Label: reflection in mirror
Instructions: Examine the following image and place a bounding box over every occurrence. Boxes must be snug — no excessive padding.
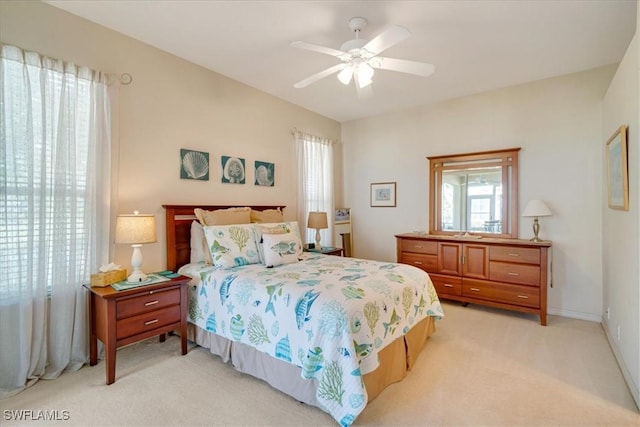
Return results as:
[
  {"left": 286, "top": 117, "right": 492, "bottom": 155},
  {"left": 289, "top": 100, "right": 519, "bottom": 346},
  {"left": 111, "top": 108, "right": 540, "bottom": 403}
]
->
[
  {"left": 442, "top": 167, "right": 502, "bottom": 232},
  {"left": 429, "top": 148, "right": 520, "bottom": 239}
]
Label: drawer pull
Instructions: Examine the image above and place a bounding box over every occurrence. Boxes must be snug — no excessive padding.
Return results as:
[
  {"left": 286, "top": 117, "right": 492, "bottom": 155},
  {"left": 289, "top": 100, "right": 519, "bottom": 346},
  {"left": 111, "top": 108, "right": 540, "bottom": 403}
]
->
[
  {"left": 144, "top": 300, "right": 159, "bottom": 306},
  {"left": 444, "top": 284, "right": 453, "bottom": 288},
  {"left": 144, "top": 319, "right": 159, "bottom": 326},
  {"left": 413, "top": 245, "right": 423, "bottom": 249},
  {"left": 508, "top": 272, "right": 519, "bottom": 276},
  {"left": 413, "top": 261, "right": 423, "bottom": 265},
  {"left": 469, "top": 287, "right": 480, "bottom": 292},
  {"left": 508, "top": 253, "right": 519, "bottom": 257},
  {"left": 517, "top": 295, "right": 529, "bottom": 299}
]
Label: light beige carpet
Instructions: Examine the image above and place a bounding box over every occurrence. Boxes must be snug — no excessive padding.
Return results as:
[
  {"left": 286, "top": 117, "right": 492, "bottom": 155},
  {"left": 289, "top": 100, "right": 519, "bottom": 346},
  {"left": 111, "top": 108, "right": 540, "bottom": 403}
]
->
[{"left": 1, "top": 301, "right": 638, "bottom": 426}]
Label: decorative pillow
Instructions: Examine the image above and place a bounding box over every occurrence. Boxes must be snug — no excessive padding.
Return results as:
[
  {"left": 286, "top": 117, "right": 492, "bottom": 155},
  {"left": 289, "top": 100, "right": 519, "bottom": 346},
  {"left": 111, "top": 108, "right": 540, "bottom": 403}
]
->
[
  {"left": 250, "top": 208, "right": 284, "bottom": 224},
  {"left": 194, "top": 207, "right": 251, "bottom": 226},
  {"left": 203, "top": 224, "right": 261, "bottom": 268},
  {"left": 262, "top": 232, "right": 302, "bottom": 267},
  {"left": 190, "top": 220, "right": 213, "bottom": 264},
  {"left": 254, "top": 222, "right": 303, "bottom": 263}
]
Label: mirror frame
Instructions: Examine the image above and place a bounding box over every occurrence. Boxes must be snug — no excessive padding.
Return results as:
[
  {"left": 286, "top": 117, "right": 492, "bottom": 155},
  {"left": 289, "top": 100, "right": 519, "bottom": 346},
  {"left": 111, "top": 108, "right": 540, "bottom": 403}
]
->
[{"left": 428, "top": 147, "right": 520, "bottom": 239}]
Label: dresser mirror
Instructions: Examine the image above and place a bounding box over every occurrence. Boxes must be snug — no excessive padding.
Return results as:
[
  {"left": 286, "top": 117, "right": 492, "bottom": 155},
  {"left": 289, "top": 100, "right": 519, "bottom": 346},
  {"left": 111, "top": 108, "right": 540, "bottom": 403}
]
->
[{"left": 428, "top": 148, "right": 520, "bottom": 238}]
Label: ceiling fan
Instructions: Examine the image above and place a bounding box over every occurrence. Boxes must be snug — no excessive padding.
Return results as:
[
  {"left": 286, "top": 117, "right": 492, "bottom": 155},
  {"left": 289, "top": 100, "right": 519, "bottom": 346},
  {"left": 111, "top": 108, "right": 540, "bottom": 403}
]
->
[{"left": 291, "top": 17, "right": 435, "bottom": 97}]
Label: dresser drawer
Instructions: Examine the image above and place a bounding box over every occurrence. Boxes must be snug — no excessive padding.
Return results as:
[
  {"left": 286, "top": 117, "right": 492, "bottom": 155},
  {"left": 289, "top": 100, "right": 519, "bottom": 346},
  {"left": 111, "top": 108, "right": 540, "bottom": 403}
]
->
[
  {"left": 116, "top": 288, "right": 181, "bottom": 320},
  {"left": 429, "top": 274, "right": 462, "bottom": 296},
  {"left": 116, "top": 305, "right": 181, "bottom": 340},
  {"left": 401, "top": 253, "right": 438, "bottom": 272},
  {"left": 400, "top": 239, "right": 438, "bottom": 255},
  {"left": 489, "top": 261, "right": 540, "bottom": 286},
  {"left": 462, "top": 280, "right": 540, "bottom": 308},
  {"left": 489, "top": 246, "right": 540, "bottom": 265}
]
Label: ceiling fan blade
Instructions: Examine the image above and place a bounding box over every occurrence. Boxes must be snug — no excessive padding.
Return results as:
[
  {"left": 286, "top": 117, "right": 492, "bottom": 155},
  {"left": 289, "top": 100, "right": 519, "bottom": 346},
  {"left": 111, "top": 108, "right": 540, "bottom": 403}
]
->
[
  {"left": 290, "top": 41, "right": 347, "bottom": 58},
  {"left": 294, "top": 63, "right": 348, "bottom": 88},
  {"left": 370, "top": 57, "right": 435, "bottom": 77},
  {"left": 362, "top": 25, "right": 410, "bottom": 56}
]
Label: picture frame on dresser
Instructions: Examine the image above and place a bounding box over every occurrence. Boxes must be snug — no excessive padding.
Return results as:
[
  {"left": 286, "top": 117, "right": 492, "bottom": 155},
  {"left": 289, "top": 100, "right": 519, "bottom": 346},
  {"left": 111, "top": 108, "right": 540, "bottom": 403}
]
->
[
  {"left": 606, "top": 125, "right": 629, "bottom": 211},
  {"left": 370, "top": 182, "right": 396, "bottom": 207}
]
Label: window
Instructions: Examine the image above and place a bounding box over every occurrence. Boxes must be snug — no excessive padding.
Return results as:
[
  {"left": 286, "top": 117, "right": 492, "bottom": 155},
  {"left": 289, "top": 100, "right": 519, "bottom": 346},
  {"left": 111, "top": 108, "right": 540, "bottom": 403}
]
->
[
  {"left": 1, "top": 43, "right": 112, "bottom": 395},
  {"left": 294, "top": 131, "right": 334, "bottom": 245},
  {"left": 0, "top": 44, "right": 111, "bottom": 297}
]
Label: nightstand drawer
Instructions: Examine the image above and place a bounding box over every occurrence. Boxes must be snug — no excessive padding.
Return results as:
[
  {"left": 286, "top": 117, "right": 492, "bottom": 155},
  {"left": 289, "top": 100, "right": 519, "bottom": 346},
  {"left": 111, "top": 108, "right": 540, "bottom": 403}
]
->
[
  {"left": 429, "top": 274, "right": 462, "bottom": 296},
  {"left": 400, "top": 240, "right": 437, "bottom": 255},
  {"left": 116, "top": 305, "right": 181, "bottom": 340},
  {"left": 401, "top": 253, "right": 438, "bottom": 272},
  {"left": 116, "top": 288, "right": 180, "bottom": 319},
  {"left": 489, "top": 261, "right": 540, "bottom": 286},
  {"left": 463, "top": 280, "right": 540, "bottom": 308},
  {"left": 489, "top": 246, "right": 540, "bottom": 265}
]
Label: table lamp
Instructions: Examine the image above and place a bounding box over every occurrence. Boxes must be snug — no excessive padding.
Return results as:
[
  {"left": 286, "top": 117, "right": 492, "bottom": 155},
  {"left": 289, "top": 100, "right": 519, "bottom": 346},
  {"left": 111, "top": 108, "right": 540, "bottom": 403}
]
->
[
  {"left": 522, "top": 200, "right": 552, "bottom": 242},
  {"left": 115, "top": 211, "right": 157, "bottom": 283},
  {"left": 307, "top": 211, "right": 328, "bottom": 249}
]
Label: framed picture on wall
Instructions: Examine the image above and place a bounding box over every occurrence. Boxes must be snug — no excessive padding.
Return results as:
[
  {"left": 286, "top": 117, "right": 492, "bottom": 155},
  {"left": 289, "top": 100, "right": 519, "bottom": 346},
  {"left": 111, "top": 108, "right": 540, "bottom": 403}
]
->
[
  {"left": 370, "top": 182, "right": 396, "bottom": 207},
  {"left": 221, "top": 156, "right": 246, "bottom": 184},
  {"left": 606, "top": 125, "right": 629, "bottom": 210},
  {"left": 180, "top": 149, "right": 209, "bottom": 181},
  {"left": 254, "top": 161, "right": 275, "bottom": 186}
]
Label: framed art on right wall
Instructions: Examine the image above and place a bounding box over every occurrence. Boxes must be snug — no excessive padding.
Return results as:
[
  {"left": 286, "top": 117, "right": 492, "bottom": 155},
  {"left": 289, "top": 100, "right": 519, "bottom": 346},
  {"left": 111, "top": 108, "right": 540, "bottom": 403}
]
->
[
  {"left": 370, "top": 182, "right": 396, "bottom": 207},
  {"left": 606, "top": 125, "right": 629, "bottom": 211}
]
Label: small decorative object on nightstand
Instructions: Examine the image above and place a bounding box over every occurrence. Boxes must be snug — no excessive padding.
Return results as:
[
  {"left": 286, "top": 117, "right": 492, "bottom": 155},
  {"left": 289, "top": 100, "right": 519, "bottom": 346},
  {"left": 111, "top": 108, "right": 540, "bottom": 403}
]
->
[
  {"left": 303, "top": 244, "right": 344, "bottom": 257},
  {"left": 84, "top": 274, "right": 190, "bottom": 385}
]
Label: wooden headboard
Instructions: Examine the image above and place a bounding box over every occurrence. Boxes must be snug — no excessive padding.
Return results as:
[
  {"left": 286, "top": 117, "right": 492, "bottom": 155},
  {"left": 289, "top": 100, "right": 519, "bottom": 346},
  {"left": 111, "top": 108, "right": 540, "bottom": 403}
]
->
[{"left": 162, "top": 204, "right": 287, "bottom": 272}]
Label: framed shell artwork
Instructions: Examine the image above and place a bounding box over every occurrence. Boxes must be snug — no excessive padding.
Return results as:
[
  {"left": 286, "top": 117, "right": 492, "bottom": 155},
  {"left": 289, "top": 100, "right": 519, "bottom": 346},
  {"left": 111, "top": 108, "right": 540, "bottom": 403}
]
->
[
  {"left": 254, "top": 161, "right": 275, "bottom": 187},
  {"left": 180, "top": 149, "right": 209, "bottom": 181},
  {"left": 221, "top": 156, "right": 246, "bottom": 184}
]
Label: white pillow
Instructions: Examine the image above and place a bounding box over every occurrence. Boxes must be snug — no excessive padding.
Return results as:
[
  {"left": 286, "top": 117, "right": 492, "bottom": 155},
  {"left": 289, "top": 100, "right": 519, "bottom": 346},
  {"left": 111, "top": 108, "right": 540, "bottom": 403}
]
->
[
  {"left": 262, "top": 232, "right": 302, "bottom": 267},
  {"left": 254, "top": 221, "right": 303, "bottom": 264},
  {"left": 203, "top": 224, "right": 261, "bottom": 268},
  {"left": 190, "top": 221, "right": 213, "bottom": 264}
]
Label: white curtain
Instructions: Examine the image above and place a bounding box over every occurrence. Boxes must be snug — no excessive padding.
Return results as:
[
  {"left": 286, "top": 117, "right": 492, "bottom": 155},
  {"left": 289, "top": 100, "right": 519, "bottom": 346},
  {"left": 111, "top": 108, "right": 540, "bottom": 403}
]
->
[
  {"left": 294, "top": 131, "right": 334, "bottom": 246},
  {"left": 0, "top": 44, "right": 112, "bottom": 397}
]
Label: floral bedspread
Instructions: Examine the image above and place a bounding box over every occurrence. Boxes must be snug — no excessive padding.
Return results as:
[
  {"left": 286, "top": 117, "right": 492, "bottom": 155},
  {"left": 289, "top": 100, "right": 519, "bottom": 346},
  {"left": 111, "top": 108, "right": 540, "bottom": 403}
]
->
[{"left": 180, "top": 253, "right": 444, "bottom": 426}]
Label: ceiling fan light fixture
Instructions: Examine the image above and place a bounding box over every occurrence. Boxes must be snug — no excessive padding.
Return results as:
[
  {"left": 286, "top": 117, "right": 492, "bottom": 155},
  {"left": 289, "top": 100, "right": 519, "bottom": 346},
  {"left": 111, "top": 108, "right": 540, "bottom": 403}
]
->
[
  {"left": 337, "top": 66, "right": 353, "bottom": 85},
  {"left": 356, "top": 63, "right": 374, "bottom": 88}
]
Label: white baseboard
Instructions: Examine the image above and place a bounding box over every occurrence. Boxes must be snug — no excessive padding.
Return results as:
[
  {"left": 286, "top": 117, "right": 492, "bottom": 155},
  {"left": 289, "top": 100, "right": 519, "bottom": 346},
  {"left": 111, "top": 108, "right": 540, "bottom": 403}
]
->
[
  {"left": 602, "top": 319, "right": 640, "bottom": 412},
  {"left": 547, "top": 307, "right": 601, "bottom": 323}
]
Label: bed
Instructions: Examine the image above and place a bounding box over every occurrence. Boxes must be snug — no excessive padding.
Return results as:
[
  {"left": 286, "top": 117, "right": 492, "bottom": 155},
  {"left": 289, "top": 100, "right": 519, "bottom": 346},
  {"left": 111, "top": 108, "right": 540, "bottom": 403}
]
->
[{"left": 163, "top": 204, "right": 444, "bottom": 426}]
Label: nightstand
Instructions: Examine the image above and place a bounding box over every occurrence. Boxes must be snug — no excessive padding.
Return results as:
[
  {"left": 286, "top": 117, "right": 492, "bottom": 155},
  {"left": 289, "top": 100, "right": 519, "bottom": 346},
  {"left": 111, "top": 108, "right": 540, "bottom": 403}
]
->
[
  {"left": 303, "top": 244, "right": 344, "bottom": 256},
  {"left": 84, "top": 275, "right": 190, "bottom": 384}
]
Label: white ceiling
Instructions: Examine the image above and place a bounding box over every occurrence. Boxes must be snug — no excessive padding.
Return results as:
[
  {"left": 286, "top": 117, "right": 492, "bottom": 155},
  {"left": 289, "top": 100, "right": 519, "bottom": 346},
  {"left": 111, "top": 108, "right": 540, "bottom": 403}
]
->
[{"left": 45, "top": 0, "right": 636, "bottom": 123}]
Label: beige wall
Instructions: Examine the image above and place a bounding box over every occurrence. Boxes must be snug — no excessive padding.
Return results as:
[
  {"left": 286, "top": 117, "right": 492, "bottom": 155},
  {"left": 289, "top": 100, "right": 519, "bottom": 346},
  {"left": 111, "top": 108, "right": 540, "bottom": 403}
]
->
[
  {"left": 602, "top": 2, "right": 639, "bottom": 407},
  {"left": 0, "top": 1, "right": 341, "bottom": 271},
  {"left": 342, "top": 65, "right": 617, "bottom": 322}
]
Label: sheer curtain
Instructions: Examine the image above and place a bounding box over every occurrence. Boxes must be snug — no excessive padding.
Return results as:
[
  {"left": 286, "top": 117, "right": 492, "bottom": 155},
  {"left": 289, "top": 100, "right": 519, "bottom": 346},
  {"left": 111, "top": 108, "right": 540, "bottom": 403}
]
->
[
  {"left": 0, "top": 44, "right": 112, "bottom": 397},
  {"left": 294, "top": 130, "right": 334, "bottom": 246}
]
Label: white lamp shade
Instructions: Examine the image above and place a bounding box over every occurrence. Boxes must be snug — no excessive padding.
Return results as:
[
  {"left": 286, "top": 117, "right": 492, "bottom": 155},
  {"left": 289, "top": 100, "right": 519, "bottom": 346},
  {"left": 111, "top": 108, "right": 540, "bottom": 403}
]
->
[
  {"left": 522, "top": 200, "right": 552, "bottom": 217},
  {"left": 307, "top": 211, "right": 328, "bottom": 229},
  {"left": 115, "top": 213, "right": 157, "bottom": 244}
]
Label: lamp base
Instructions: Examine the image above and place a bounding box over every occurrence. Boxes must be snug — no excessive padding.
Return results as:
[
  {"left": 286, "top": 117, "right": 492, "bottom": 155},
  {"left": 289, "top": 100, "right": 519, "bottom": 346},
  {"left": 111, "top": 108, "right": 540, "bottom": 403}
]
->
[
  {"left": 127, "top": 244, "right": 150, "bottom": 283},
  {"left": 126, "top": 270, "right": 150, "bottom": 284}
]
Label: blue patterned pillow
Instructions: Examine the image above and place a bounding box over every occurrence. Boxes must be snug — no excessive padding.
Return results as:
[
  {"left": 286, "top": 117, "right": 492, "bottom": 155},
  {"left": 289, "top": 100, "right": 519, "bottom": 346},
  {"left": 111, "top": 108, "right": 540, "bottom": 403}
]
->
[
  {"left": 203, "top": 224, "right": 261, "bottom": 268},
  {"left": 262, "top": 232, "right": 301, "bottom": 267},
  {"left": 254, "top": 222, "right": 303, "bottom": 263}
]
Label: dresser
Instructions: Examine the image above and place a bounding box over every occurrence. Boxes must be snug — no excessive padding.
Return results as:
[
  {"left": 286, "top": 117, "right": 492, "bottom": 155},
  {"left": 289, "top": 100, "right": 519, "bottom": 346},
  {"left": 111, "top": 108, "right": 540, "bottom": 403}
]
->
[
  {"left": 85, "top": 275, "right": 190, "bottom": 384},
  {"left": 396, "top": 233, "right": 551, "bottom": 325}
]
